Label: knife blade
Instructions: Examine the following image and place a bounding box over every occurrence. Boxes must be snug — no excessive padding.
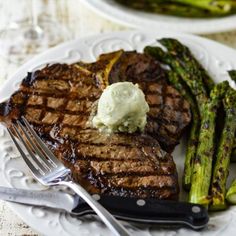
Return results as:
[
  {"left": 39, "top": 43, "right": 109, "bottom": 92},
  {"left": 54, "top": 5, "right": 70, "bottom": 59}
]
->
[{"left": 0, "top": 186, "right": 208, "bottom": 230}]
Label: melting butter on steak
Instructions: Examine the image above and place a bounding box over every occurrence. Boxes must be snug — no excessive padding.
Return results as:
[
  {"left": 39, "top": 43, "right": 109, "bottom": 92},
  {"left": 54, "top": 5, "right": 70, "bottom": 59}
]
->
[{"left": 0, "top": 50, "right": 191, "bottom": 199}]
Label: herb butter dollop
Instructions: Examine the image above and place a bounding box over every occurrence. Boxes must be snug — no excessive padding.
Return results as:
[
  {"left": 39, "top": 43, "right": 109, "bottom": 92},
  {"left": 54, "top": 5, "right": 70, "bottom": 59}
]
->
[{"left": 92, "top": 82, "right": 149, "bottom": 133}]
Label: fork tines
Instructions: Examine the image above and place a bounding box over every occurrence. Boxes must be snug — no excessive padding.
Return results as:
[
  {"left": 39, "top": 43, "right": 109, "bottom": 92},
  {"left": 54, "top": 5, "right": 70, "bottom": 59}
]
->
[{"left": 7, "top": 117, "right": 62, "bottom": 176}]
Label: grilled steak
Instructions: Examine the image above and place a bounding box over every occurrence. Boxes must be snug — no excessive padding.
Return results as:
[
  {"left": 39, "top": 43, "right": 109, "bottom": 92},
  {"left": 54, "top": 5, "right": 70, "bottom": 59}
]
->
[
  {"left": 78, "top": 50, "right": 191, "bottom": 152},
  {"left": 0, "top": 60, "right": 181, "bottom": 199}
]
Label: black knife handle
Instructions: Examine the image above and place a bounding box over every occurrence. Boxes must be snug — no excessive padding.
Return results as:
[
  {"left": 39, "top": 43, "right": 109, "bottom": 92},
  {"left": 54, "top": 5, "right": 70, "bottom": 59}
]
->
[{"left": 72, "top": 195, "right": 209, "bottom": 230}]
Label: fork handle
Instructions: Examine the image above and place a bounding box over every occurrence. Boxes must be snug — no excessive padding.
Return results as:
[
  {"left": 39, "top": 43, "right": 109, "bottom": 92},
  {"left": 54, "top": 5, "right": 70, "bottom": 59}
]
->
[{"left": 62, "top": 181, "right": 131, "bottom": 236}]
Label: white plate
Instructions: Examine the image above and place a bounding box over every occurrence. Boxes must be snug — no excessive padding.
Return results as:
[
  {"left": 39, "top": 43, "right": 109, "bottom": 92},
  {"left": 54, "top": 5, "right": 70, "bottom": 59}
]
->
[
  {"left": 81, "top": 0, "right": 236, "bottom": 34},
  {"left": 1, "top": 30, "right": 236, "bottom": 236}
]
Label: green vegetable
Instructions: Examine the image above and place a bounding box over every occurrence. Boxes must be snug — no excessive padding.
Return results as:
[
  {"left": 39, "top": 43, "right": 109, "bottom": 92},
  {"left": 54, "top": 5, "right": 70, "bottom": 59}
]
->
[
  {"left": 156, "top": 39, "right": 209, "bottom": 115},
  {"left": 158, "top": 38, "right": 214, "bottom": 95},
  {"left": 226, "top": 179, "right": 236, "bottom": 204},
  {"left": 189, "top": 81, "right": 229, "bottom": 206},
  {"left": 115, "top": 0, "right": 236, "bottom": 18},
  {"left": 174, "top": 0, "right": 235, "bottom": 13},
  {"left": 210, "top": 87, "right": 236, "bottom": 210}
]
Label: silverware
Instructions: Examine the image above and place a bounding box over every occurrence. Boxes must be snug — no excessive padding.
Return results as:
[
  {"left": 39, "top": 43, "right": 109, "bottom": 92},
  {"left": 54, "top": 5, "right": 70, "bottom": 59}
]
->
[
  {"left": 7, "top": 117, "right": 131, "bottom": 236},
  {"left": 0, "top": 186, "right": 209, "bottom": 230}
]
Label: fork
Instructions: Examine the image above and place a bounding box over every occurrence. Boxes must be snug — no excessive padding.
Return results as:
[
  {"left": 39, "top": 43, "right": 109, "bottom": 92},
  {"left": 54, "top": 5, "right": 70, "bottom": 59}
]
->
[{"left": 7, "top": 117, "right": 131, "bottom": 236}]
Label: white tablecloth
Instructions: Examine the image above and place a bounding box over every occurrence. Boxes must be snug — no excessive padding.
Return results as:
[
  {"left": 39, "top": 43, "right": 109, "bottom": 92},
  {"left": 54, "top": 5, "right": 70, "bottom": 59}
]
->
[{"left": 0, "top": 0, "right": 236, "bottom": 235}]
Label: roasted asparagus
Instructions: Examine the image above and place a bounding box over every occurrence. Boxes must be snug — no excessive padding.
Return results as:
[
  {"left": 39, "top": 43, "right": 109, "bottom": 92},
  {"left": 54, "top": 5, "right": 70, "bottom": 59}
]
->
[
  {"left": 189, "top": 81, "right": 229, "bottom": 206},
  {"left": 158, "top": 38, "right": 214, "bottom": 94},
  {"left": 210, "top": 87, "right": 236, "bottom": 210}
]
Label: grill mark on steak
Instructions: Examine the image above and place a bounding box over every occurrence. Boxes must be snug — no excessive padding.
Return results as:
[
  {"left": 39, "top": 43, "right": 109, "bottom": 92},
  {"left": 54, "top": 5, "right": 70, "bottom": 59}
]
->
[
  {"left": 89, "top": 173, "right": 179, "bottom": 199},
  {"left": 89, "top": 160, "right": 176, "bottom": 176},
  {"left": 107, "top": 175, "right": 176, "bottom": 188},
  {"left": 76, "top": 144, "right": 166, "bottom": 161},
  {"left": 15, "top": 96, "right": 190, "bottom": 118},
  {"left": 0, "top": 56, "right": 187, "bottom": 199},
  {"left": 22, "top": 90, "right": 100, "bottom": 101},
  {"left": 21, "top": 87, "right": 101, "bottom": 100}
]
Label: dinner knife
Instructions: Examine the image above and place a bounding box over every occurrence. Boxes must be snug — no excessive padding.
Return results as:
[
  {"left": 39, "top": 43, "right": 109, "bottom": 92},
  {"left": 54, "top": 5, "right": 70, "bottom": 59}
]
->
[{"left": 0, "top": 186, "right": 208, "bottom": 230}]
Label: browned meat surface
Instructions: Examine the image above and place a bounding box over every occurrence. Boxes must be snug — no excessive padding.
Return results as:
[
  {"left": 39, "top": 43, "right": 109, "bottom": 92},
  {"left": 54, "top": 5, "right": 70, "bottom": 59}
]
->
[
  {"left": 0, "top": 62, "right": 180, "bottom": 199},
  {"left": 81, "top": 51, "right": 191, "bottom": 152}
]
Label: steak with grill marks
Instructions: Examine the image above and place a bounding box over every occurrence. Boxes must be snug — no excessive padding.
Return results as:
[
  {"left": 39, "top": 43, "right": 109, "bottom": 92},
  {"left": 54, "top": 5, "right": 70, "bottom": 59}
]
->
[{"left": 0, "top": 51, "right": 191, "bottom": 199}]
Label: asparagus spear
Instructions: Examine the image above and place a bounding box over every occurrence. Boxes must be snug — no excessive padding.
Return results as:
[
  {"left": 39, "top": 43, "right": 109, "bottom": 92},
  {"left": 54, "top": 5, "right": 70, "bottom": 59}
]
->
[
  {"left": 210, "top": 87, "right": 236, "bottom": 210},
  {"left": 158, "top": 38, "right": 215, "bottom": 94},
  {"left": 174, "top": 0, "right": 235, "bottom": 13},
  {"left": 226, "top": 179, "right": 236, "bottom": 204},
  {"left": 189, "top": 81, "right": 229, "bottom": 206},
  {"left": 158, "top": 39, "right": 209, "bottom": 108},
  {"left": 144, "top": 46, "right": 200, "bottom": 190}
]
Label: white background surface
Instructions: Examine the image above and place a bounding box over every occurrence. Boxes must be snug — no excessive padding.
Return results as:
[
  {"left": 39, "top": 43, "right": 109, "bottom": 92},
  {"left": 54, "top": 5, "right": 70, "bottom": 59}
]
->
[{"left": 0, "top": 0, "right": 236, "bottom": 235}]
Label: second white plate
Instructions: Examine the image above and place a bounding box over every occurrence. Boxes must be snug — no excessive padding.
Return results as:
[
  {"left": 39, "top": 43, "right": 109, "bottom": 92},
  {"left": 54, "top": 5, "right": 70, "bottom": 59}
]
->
[{"left": 82, "top": 0, "right": 236, "bottom": 34}]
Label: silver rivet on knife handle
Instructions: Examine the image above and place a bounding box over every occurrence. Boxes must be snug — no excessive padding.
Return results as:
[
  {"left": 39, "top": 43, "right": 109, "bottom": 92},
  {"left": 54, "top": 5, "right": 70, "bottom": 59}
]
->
[
  {"left": 92, "top": 194, "right": 101, "bottom": 201},
  {"left": 192, "top": 206, "right": 201, "bottom": 213},
  {"left": 136, "top": 199, "right": 146, "bottom": 206}
]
